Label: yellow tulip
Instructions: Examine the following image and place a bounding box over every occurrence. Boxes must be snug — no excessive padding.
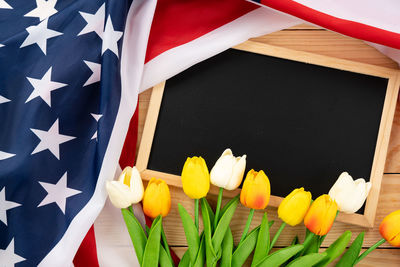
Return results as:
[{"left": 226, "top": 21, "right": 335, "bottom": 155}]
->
[
  {"left": 181, "top": 156, "right": 210, "bottom": 199},
  {"left": 143, "top": 178, "right": 171, "bottom": 219},
  {"left": 240, "top": 169, "right": 271, "bottom": 210},
  {"left": 278, "top": 188, "right": 312, "bottom": 226},
  {"left": 304, "top": 194, "right": 338, "bottom": 236},
  {"left": 379, "top": 209, "right": 400, "bottom": 247}
]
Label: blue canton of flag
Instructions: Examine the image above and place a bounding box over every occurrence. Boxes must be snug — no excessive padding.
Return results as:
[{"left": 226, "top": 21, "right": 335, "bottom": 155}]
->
[{"left": 0, "top": 0, "right": 134, "bottom": 265}]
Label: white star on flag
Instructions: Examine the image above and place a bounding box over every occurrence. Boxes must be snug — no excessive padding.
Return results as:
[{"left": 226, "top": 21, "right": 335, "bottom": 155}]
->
[
  {"left": 83, "top": 60, "right": 101, "bottom": 86},
  {"left": 0, "top": 95, "right": 10, "bottom": 104},
  {"left": 78, "top": 3, "right": 105, "bottom": 39},
  {"left": 0, "top": 151, "right": 15, "bottom": 160},
  {"left": 0, "top": 0, "right": 12, "bottom": 9},
  {"left": 0, "top": 44, "right": 4, "bottom": 47},
  {"left": 20, "top": 18, "right": 63, "bottom": 55},
  {"left": 38, "top": 172, "right": 81, "bottom": 214},
  {"left": 26, "top": 67, "right": 67, "bottom": 107},
  {"left": 102, "top": 16, "right": 123, "bottom": 57},
  {"left": 0, "top": 188, "right": 21, "bottom": 226},
  {"left": 0, "top": 239, "right": 26, "bottom": 266},
  {"left": 25, "top": 0, "right": 58, "bottom": 21},
  {"left": 90, "top": 113, "right": 103, "bottom": 141},
  {"left": 31, "top": 119, "right": 76, "bottom": 160}
]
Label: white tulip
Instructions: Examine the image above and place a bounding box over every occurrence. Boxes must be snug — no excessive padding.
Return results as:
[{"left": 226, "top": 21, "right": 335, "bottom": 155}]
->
[
  {"left": 328, "top": 172, "right": 372, "bottom": 214},
  {"left": 210, "top": 149, "right": 246, "bottom": 190},
  {"left": 106, "top": 166, "right": 144, "bottom": 209}
]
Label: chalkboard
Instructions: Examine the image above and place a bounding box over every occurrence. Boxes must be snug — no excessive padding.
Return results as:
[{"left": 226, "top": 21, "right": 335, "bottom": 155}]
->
[{"left": 137, "top": 41, "right": 400, "bottom": 227}]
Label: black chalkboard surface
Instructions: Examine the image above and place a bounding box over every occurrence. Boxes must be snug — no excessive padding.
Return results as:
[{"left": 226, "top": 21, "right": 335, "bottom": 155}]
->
[
  {"left": 137, "top": 41, "right": 400, "bottom": 226},
  {"left": 148, "top": 48, "right": 387, "bottom": 198}
]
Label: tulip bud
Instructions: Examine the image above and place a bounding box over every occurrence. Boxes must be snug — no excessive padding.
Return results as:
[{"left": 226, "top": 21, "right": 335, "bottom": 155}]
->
[
  {"left": 240, "top": 169, "right": 271, "bottom": 210},
  {"left": 143, "top": 178, "right": 171, "bottom": 218},
  {"left": 210, "top": 149, "right": 246, "bottom": 190},
  {"left": 328, "top": 172, "right": 371, "bottom": 214},
  {"left": 181, "top": 156, "right": 210, "bottom": 199},
  {"left": 379, "top": 210, "right": 400, "bottom": 247},
  {"left": 278, "top": 188, "right": 312, "bottom": 226},
  {"left": 304, "top": 194, "right": 338, "bottom": 236},
  {"left": 106, "top": 166, "right": 144, "bottom": 209}
]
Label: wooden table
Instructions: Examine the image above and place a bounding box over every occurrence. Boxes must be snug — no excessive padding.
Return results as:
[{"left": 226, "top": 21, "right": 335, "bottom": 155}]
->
[{"left": 137, "top": 25, "right": 400, "bottom": 266}]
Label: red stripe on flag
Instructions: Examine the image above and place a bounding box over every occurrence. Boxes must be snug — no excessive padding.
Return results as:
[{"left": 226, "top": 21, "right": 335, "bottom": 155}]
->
[
  {"left": 119, "top": 105, "right": 139, "bottom": 168},
  {"left": 259, "top": 0, "right": 400, "bottom": 49},
  {"left": 73, "top": 226, "right": 99, "bottom": 267},
  {"left": 145, "top": 0, "right": 257, "bottom": 63}
]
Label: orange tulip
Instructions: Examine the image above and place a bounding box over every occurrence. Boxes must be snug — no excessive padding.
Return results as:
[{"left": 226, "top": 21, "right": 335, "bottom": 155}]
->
[
  {"left": 379, "top": 209, "right": 400, "bottom": 247},
  {"left": 143, "top": 178, "right": 171, "bottom": 219},
  {"left": 240, "top": 169, "right": 271, "bottom": 210},
  {"left": 304, "top": 194, "right": 338, "bottom": 236}
]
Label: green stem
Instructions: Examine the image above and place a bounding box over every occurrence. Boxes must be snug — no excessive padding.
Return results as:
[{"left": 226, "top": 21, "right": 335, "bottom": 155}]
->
[
  {"left": 239, "top": 209, "right": 255, "bottom": 244},
  {"left": 299, "top": 232, "right": 316, "bottom": 256},
  {"left": 161, "top": 224, "right": 174, "bottom": 266},
  {"left": 214, "top": 187, "right": 224, "bottom": 229},
  {"left": 128, "top": 205, "right": 133, "bottom": 214},
  {"left": 354, "top": 238, "right": 386, "bottom": 265},
  {"left": 269, "top": 222, "right": 286, "bottom": 253},
  {"left": 194, "top": 198, "right": 199, "bottom": 232}
]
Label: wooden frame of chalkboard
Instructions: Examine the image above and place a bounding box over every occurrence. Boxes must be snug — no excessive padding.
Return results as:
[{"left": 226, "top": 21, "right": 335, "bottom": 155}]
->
[{"left": 136, "top": 41, "right": 400, "bottom": 227}]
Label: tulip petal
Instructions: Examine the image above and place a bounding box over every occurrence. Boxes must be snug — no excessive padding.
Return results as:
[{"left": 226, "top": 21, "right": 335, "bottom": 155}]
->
[
  {"left": 278, "top": 188, "right": 312, "bottom": 226},
  {"left": 329, "top": 172, "right": 370, "bottom": 214},
  {"left": 143, "top": 178, "right": 171, "bottom": 218},
  {"left": 130, "top": 167, "right": 144, "bottom": 203},
  {"left": 210, "top": 155, "right": 235, "bottom": 188},
  {"left": 225, "top": 155, "right": 246, "bottom": 190},
  {"left": 106, "top": 181, "right": 134, "bottom": 209},
  {"left": 182, "top": 156, "right": 210, "bottom": 199},
  {"left": 380, "top": 210, "right": 400, "bottom": 247},
  {"left": 240, "top": 170, "right": 270, "bottom": 210},
  {"left": 304, "top": 195, "right": 337, "bottom": 236}
]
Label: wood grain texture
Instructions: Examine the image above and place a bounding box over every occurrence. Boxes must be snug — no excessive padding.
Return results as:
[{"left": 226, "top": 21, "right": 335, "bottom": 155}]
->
[{"left": 137, "top": 26, "right": 400, "bottom": 265}]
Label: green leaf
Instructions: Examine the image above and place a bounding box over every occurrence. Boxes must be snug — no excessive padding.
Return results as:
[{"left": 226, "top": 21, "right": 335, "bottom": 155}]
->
[
  {"left": 142, "top": 216, "right": 162, "bottom": 267},
  {"left": 219, "top": 194, "right": 240, "bottom": 221},
  {"left": 121, "top": 209, "right": 147, "bottom": 264},
  {"left": 336, "top": 232, "right": 364, "bottom": 267},
  {"left": 212, "top": 195, "right": 239, "bottom": 250},
  {"left": 232, "top": 226, "right": 261, "bottom": 267},
  {"left": 252, "top": 213, "right": 270, "bottom": 266},
  {"left": 314, "top": 231, "right": 352, "bottom": 267},
  {"left": 178, "top": 250, "right": 191, "bottom": 267},
  {"left": 160, "top": 245, "right": 174, "bottom": 267},
  {"left": 201, "top": 198, "right": 217, "bottom": 267},
  {"left": 203, "top": 198, "right": 215, "bottom": 230},
  {"left": 192, "top": 233, "right": 206, "bottom": 267},
  {"left": 256, "top": 244, "right": 304, "bottom": 267},
  {"left": 220, "top": 228, "right": 233, "bottom": 267},
  {"left": 286, "top": 252, "right": 327, "bottom": 267},
  {"left": 178, "top": 203, "right": 200, "bottom": 263}
]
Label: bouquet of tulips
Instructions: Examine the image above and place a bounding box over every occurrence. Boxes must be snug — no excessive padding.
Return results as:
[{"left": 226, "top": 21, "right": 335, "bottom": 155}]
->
[{"left": 106, "top": 149, "right": 400, "bottom": 266}]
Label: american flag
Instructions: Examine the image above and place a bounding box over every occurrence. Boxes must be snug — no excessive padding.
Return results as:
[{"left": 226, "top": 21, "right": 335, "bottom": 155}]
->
[
  {"left": 0, "top": 0, "right": 144, "bottom": 265},
  {"left": 1, "top": 0, "right": 399, "bottom": 266}
]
